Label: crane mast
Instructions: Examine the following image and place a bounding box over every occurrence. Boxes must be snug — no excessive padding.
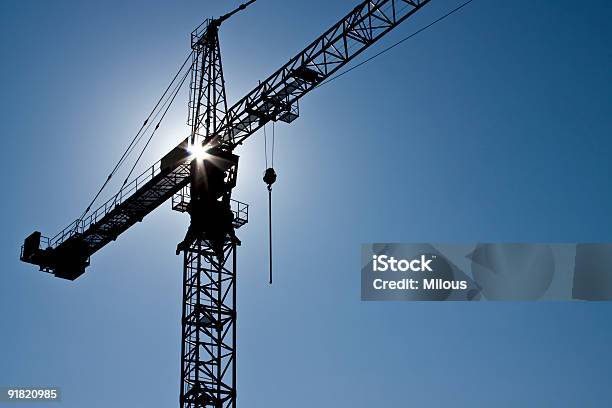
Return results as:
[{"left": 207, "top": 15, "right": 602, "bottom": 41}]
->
[
  {"left": 19, "top": 1, "right": 433, "bottom": 407},
  {"left": 178, "top": 14, "right": 241, "bottom": 408}
]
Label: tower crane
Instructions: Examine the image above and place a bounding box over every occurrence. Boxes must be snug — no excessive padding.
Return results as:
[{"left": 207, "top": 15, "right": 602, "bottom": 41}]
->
[{"left": 20, "top": 0, "right": 432, "bottom": 406}]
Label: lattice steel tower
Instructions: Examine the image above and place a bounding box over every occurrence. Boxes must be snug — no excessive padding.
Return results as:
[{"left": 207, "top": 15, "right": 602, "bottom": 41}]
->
[{"left": 176, "top": 8, "right": 248, "bottom": 408}]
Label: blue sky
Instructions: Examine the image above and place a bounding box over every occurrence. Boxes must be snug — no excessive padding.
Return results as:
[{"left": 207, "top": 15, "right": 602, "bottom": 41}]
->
[{"left": 1, "top": 0, "right": 612, "bottom": 407}]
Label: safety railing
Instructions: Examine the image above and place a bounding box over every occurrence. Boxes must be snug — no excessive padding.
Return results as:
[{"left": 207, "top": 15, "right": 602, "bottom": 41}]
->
[
  {"left": 233, "top": 200, "right": 249, "bottom": 227},
  {"left": 48, "top": 160, "right": 163, "bottom": 248},
  {"left": 172, "top": 187, "right": 248, "bottom": 228},
  {"left": 46, "top": 153, "right": 247, "bottom": 249}
]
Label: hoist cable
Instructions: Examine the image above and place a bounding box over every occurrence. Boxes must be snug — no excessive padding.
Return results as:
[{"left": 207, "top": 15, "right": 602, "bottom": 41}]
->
[
  {"left": 263, "top": 123, "right": 277, "bottom": 284},
  {"left": 263, "top": 123, "right": 268, "bottom": 168},
  {"left": 271, "top": 121, "right": 275, "bottom": 168},
  {"left": 268, "top": 122, "right": 276, "bottom": 284},
  {"left": 268, "top": 187, "right": 273, "bottom": 284}
]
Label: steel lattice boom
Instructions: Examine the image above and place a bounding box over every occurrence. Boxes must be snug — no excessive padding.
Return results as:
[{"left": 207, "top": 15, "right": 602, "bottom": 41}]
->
[{"left": 217, "top": 0, "right": 432, "bottom": 147}]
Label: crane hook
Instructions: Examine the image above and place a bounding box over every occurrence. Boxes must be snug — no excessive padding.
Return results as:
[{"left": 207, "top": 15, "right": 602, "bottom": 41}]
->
[
  {"left": 263, "top": 167, "right": 276, "bottom": 284},
  {"left": 263, "top": 167, "right": 277, "bottom": 191}
]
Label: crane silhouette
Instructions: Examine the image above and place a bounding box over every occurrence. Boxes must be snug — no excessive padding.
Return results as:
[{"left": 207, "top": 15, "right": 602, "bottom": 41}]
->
[{"left": 20, "top": 0, "right": 432, "bottom": 406}]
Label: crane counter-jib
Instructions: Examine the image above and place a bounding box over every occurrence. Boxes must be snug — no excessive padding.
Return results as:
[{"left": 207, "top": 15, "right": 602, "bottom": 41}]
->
[
  {"left": 19, "top": 139, "right": 251, "bottom": 280},
  {"left": 19, "top": 142, "right": 191, "bottom": 279}
]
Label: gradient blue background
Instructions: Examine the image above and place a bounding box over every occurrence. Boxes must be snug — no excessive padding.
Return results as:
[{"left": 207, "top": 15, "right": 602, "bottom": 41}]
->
[{"left": 1, "top": 0, "right": 612, "bottom": 406}]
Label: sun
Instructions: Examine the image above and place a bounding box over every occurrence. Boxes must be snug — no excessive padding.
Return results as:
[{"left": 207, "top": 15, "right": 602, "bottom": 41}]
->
[{"left": 187, "top": 142, "right": 212, "bottom": 161}]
